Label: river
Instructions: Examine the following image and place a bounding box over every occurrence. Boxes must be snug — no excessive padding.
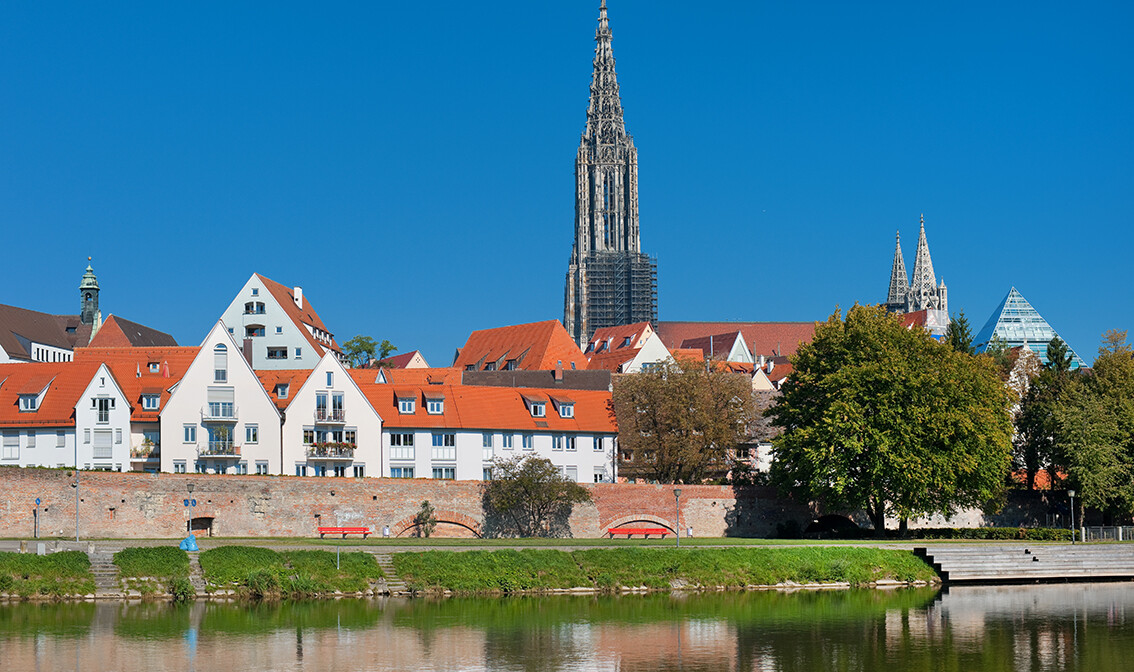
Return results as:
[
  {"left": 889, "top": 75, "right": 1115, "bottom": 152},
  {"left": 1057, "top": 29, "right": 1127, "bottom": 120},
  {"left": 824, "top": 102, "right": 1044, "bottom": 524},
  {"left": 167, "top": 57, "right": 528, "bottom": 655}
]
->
[{"left": 1, "top": 583, "right": 1130, "bottom": 671}]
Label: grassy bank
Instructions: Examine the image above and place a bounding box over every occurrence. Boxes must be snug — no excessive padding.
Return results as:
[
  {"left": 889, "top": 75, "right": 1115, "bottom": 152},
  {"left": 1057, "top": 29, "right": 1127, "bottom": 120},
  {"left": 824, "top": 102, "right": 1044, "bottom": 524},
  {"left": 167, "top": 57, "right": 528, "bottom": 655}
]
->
[
  {"left": 198, "top": 546, "right": 384, "bottom": 598},
  {"left": 0, "top": 551, "right": 94, "bottom": 598},
  {"left": 393, "top": 547, "right": 937, "bottom": 594},
  {"left": 114, "top": 547, "right": 192, "bottom": 599}
]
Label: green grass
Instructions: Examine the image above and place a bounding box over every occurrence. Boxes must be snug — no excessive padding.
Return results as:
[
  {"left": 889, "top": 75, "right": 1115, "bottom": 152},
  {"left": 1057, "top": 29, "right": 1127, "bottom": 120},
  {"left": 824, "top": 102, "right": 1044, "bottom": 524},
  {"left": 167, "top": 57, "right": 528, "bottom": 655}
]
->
[
  {"left": 0, "top": 551, "right": 95, "bottom": 598},
  {"left": 393, "top": 547, "right": 938, "bottom": 594},
  {"left": 114, "top": 547, "right": 191, "bottom": 597},
  {"left": 198, "top": 546, "right": 384, "bottom": 598}
]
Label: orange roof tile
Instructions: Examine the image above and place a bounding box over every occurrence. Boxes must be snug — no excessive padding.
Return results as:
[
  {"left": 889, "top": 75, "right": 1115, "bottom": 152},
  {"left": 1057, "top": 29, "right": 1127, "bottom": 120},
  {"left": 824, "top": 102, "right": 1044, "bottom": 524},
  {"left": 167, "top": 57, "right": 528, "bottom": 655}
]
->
[
  {"left": 657, "top": 321, "right": 816, "bottom": 359},
  {"left": 255, "top": 274, "right": 340, "bottom": 357},
  {"left": 680, "top": 332, "right": 746, "bottom": 360},
  {"left": 585, "top": 321, "right": 653, "bottom": 353},
  {"left": 349, "top": 367, "right": 462, "bottom": 387},
  {"left": 586, "top": 348, "right": 640, "bottom": 372},
  {"left": 671, "top": 348, "right": 704, "bottom": 362},
  {"left": 452, "top": 320, "right": 585, "bottom": 372},
  {"left": 377, "top": 350, "right": 426, "bottom": 369},
  {"left": 256, "top": 369, "right": 311, "bottom": 410},
  {"left": 0, "top": 362, "right": 100, "bottom": 426},
  {"left": 73, "top": 346, "right": 199, "bottom": 422},
  {"left": 87, "top": 315, "right": 177, "bottom": 348}
]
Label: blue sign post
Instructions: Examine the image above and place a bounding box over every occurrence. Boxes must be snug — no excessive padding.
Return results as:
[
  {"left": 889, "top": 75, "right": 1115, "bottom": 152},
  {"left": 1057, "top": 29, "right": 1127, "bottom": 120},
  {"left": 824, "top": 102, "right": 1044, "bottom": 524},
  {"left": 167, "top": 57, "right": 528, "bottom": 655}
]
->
[{"left": 34, "top": 498, "right": 40, "bottom": 539}]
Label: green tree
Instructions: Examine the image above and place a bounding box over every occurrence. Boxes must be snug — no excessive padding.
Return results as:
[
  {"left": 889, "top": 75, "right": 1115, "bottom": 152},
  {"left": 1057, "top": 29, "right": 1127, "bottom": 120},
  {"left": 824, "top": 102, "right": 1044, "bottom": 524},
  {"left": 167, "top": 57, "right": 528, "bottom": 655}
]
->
[
  {"left": 1014, "top": 367, "right": 1066, "bottom": 490},
  {"left": 414, "top": 500, "right": 437, "bottom": 538},
  {"left": 1046, "top": 336, "right": 1073, "bottom": 373},
  {"left": 1057, "top": 330, "right": 1134, "bottom": 519},
  {"left": 610, "top": 357, "right": 756, "bottom": 484},
  {"left": 342, "top": 336, "right": 398, "bottom": 368},
  {"left": 481, "top": 455, "right": 592, "bottom": 537},
  {"left": 945, "top": 310, "right": 975, "bottom": 355},
  {"left": 769, "top": 305, "right": 1013, "bottom": 534}
]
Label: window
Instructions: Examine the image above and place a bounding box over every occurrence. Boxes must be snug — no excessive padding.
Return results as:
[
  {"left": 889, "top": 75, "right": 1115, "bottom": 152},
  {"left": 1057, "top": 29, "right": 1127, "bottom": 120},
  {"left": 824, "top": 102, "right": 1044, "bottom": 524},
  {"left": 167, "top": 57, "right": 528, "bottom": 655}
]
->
[
  {"left": 398, "top": 396, "right": 416, "bottom": 414},
  {"left": 558, "top": 403, "right": 574, "bottom": 418},
  {"left": 303, "top": 429, "right": 315, "bottom": 445},
  {"left": 333, "top": 464, "right": 347, "bottom": 477},
  {"left": 244, "top": 300, "right": 264, "bottom": 313},
  {"left": 431, "top": 433, "right": 455, "bottom": 461},
  {"left": 295, "top": 464, "right": 306, "bottom": 476},
  {"left": 482, "top": 433, "right": 494, "bottom": 460},
  {"left": 390, "top": 433, "right": 415, "bottom": 460},
  {"left": 564, "top": 466, "right": 578, "bottom": 482},
  {"left": 56, "top": 430, "right": 66, "bottom": 447},
  {"left": 432, "top": 466, "right": 456, "bottom": 480},
  {"left": 483, "top": 467, "right": 493, "bottom": 480},
  {"left": 84, "top": 429, "right": 91, "bottom": 444},
  {"left": 214, "top": 344, "right": 227, "bottom": 382},
  {"left": 93, "top": 430, "right": 112, "bottom": 459},
  {"left": 522, "top": 434, "right": 533, "bottom": 450},
  {"left": 530, "top": 402, "right": 545, "bottom": 418},
  {"left": 295, "top": 348, "right": 302, "bottom": 358},
  {"left": 256, "top": 461, "right": 269, "bottom": 475},
  {"left": 4, "top": 433, "right": 20, "bottom": 459},
  {"left": 316, "top": 392, "right": 328, "bottom": 419},
  {"left": 553, "top": 436, "right": 563, "bottom": 451},
  {"left": 595, "top": 436, "right": 605, "bottom": 452},
  {"left": 236, "top": 462, "right": 248, "bottom": 475},
  {"left": 390, "top": 466, "right": 414, "bottom": 478},
  {"left": 149, "top": 362, "right": 160, "bottom": 373},
  {"left": 332, "top": 392, "right": 344, "bottom": 420},
  {"left": 484, "top": 361, "right": 496, "bottom": 371},
  {"left": 267, "top": 347, "right": 288, "bottom": 360},
  {"left": 183, "top": 425, "right": 196, "bottom": 443},
  {"left": 246, "top": 325, "right": 265, "bottom": 337},
  {"left": 251, "top": 288, "right": 259, "bottom": 296},
  {"left": 142, "top": 395, "right": 160, "bottom": 411},
  {"left": 504, "top": 359, "right": 517, "bottom": 371},
  {"left": 566, "top": 435, "right": 576, "bottom": 451},
  {"left": 353, "top": 465, "right": 365, "bottom": 478},
  {"left": 427, "top": 398, "right": 444, "bottom": 414},
  {"left": 173, "top": 461, "right": 187, "bottom": 474},
  {"left": 19, "top": 395, "right": 38, "bottom": 412},
  {"left": 94, "top": 397, "right": 113, "bottom": 424},
  {"left": 276, "top": 384, "right": 289, "bottom": 399},
  {"left": 246, "top": 424, "right": 259, "bottom": 444},
  {"left": 115, "top": 428, "right": 122, "bottom": 444},
  {"left": 502, "top": 434, "right": 514, "bottom": 450},
  {"left": 344, "top": 429, "right": 356, "bottom": 445},
  {"left": 594, "top": 470, "right": 607, "bottom": 483},
  {"left": 326, "top": 371, "right": 334, "bottom": 387},
  {"left": 275, "top": 326, "right": 283, "bottom": 334}
]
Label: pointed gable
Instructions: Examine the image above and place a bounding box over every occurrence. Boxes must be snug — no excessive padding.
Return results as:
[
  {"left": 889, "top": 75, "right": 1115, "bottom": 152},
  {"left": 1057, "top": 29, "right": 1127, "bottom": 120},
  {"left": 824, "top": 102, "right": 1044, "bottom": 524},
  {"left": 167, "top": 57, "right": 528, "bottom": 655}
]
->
[
  {"left": 452, "top": 320, "right": 585, "bottom": 372},
  {"left": 656, "top": 321, "right": 816, "bottom": 360},
  {"left": 73, "top": 346, "right": 199, "bottom": 421},
  {"left": 86, "top": 315, "right": 178, "bottom": 348},
  {"left": 0, "top": 362, "right": 100, "bottom": 426},
  {"left": 254, "top": 274, "right": 341, "bottom": 357}
]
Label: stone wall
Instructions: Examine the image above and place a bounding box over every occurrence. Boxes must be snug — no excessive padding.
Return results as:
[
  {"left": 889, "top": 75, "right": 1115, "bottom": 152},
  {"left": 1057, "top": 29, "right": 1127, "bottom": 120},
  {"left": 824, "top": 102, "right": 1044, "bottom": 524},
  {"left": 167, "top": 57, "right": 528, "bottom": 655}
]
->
[{"left": 0, "top": 468, "right": 809, "bottom": 539}]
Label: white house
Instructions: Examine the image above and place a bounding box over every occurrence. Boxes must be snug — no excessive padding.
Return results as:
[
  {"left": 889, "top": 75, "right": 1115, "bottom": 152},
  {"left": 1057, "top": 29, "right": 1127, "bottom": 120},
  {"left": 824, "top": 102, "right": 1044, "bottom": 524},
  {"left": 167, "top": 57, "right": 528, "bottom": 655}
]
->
[
  {"left": 217, "top": 273, "right": 342, "bottom": 371},
  {"left": 0, "top": 362, "right": 91, "bottom": 469},
  {"left": 160, "top": 322, "right": 283, "bottom": 475},
  {"left": 279, "top": 353, "right": 382, "bottom": 478},
  {"left": 73, "top": 363, "right": 134, "bottom": 471}
]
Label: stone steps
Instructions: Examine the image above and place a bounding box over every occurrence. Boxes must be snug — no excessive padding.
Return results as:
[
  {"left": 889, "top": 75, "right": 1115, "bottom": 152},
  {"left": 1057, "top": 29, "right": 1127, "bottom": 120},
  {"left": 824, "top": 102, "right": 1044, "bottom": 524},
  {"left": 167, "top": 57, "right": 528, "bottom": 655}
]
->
[
  {"left": 372, "top": 552, "right": 407, "bottom": 595},
  {"left": 916, "top": 545, "right": 1134, "bottom": 584},
  {"left": 187, "top": 551, "right": 208, "bottom": 594},
  {"left": 89, "top": 553, "right": 121, "bottom": 595}
]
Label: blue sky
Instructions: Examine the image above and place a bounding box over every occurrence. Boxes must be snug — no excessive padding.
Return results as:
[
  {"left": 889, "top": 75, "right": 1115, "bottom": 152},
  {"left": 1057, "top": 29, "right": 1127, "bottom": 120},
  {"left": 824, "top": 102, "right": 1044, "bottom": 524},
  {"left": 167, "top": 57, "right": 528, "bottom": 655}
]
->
[{"left": 2, "top": 2, "right": 1131, "bottom": 365}]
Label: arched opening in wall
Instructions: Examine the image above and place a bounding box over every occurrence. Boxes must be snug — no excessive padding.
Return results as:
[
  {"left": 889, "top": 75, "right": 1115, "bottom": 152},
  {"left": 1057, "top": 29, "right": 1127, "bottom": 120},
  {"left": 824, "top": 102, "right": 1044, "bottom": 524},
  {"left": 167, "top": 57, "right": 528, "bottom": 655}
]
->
[
  {"left": 397, "top": 520, "right": 481, "bottom": 539},
  {"left": 604, "top": 514, "right": 676, "bottom": 537},
  {"left": 189, "top": 516, "right": 214, "bottom": 537}
]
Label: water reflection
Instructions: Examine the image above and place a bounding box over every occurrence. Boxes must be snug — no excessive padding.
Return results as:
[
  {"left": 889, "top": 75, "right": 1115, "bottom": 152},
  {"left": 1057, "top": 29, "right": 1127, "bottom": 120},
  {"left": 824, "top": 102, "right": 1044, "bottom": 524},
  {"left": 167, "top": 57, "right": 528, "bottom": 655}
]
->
[{"left": 0, "top": 585, "right": 1131, "bottom": 671}]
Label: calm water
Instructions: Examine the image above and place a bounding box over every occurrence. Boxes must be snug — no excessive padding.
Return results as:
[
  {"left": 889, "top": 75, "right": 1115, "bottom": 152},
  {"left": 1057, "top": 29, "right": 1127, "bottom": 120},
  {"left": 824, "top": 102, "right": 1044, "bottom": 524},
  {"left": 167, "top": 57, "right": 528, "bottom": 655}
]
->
[{"left": 1, "top": 584, "right": 1133, "bottom": 671}]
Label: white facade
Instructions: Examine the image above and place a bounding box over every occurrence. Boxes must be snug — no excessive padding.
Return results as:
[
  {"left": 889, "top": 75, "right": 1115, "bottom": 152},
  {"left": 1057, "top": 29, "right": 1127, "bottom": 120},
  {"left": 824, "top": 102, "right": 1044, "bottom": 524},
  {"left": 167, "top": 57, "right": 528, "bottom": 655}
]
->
[
  {"left": 1, "top": 426, "right": 76, "bottom": 469},
  {"left": 73, "top": 364, "right": 132, "bottom": 470},
  {"left": 284, "top": 354, "right": 382, "bottom": 478},
  {"left": 620, "top": 332, "right": 673, "bottom": 373},
  {"left": 217, "top": 274, "right": 327, "bottom": 371},
  {"left": 160, "top": 322, "right": 283, "bottom": 475}
]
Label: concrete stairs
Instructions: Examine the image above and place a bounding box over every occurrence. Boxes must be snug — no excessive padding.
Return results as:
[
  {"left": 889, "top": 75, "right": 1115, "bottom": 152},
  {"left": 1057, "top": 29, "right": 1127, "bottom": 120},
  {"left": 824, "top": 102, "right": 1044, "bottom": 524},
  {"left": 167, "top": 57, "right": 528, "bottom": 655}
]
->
[
  {"left": 90, "top": 552, "right": 122, "bottom": 596},
  {"left": 372, "top": 552, "right": 408, "bottom": 595},
  {"left": 916, "top": 545, "right": 1134, "bottom": 584},
  {"left": 187, "top": 552, "right": 208, "bottom": 595}
]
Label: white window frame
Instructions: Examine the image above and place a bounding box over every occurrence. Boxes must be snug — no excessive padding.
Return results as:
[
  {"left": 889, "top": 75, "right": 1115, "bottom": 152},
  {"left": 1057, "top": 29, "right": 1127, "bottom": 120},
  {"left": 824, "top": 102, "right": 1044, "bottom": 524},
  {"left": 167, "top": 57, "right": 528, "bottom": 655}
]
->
[
  {"left": 173, "top": 461, "right": 187, "bottom": 474},
  {"left": 183, "top": 425, "right": 196, "bottom": 443},
  {"left": 559, "top": 403, "right": 574, "bottom": 418},
  {"left": 142, "top": 395, "right": 160, "bottom": 411},
  {"left": 398, "top": 397, "right": 415, "bottom": 414},
  {"left": 432, "top": 466, "right": 456, "bottom": 480},
  {"left": 502, "top": 434, "right": 514, "bottom": 450},
  {"left": 530, "top": 402, "right": 545, "bottom": 418},
  {"left": 246, "top": 424, "right": 259, "bottom": 444},
  {"left": 522, "top": 434, "right": 533, "bottom": 450},
  {"left": 426, "top": 398, "right": 444, "bottom": 415},
  {"left": 255, "top": 461, "right": 269, "bottom": 475}
]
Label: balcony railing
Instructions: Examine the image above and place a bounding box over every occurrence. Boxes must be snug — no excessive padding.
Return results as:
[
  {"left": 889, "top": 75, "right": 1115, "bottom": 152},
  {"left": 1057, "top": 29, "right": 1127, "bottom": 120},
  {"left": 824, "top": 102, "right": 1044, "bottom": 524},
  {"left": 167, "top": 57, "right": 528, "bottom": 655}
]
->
[
  {"left": 199, "top": 442, "right": 241, "bottom": 458},
  {"left": 314, "top": 408, "right": 345, "bottom": 423},
  {"left": 305, "top": 442, "right": 355, "bottom": 460},
  {"left": 130, "top": 443, "right": 159, "bottom": 460},
  {"left": 201, "top": 403, "right": 238, "bottom": 422}
]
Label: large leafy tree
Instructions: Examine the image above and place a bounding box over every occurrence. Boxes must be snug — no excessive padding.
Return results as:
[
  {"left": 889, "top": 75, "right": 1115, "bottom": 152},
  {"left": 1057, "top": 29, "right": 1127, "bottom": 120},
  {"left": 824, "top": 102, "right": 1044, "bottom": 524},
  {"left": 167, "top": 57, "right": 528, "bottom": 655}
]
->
[
  {"left": 1056, "top": 330, "right": 1134, "bottom": 518},
  {"left": 611, "top": 357, "right": 756, "bottom": 484},
  {"left": 769, "top": 304, "right": 1013, "bottom": 534},
  {"left": 342, "top": 335, "right": 397, "bottom": 368},
  {"left": 1013, "top": 337, "right": 1076, "bottom": 489},
  {"left": 481, "top": 455, "right": 591, "bottom": 537}
]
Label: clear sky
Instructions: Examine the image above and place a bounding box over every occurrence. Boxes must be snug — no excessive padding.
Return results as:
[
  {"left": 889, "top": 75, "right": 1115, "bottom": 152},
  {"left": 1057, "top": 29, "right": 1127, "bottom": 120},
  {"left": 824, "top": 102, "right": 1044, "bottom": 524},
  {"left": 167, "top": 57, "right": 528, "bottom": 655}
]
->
[{"left": 2, "top": 2, "right": 1131, "bottom": 365}]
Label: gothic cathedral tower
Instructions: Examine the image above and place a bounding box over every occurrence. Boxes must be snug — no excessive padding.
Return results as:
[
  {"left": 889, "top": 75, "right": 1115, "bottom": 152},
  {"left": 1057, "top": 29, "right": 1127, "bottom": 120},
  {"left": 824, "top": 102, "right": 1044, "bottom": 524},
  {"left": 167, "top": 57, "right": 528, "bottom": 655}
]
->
[{"left": 564, "top": 1, "right": 658, "bottom": 346}]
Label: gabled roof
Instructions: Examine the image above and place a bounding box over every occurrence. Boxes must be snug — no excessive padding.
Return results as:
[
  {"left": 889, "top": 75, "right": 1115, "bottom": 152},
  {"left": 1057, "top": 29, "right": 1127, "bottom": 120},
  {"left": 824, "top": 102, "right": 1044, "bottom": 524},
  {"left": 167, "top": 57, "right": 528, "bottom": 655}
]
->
[
  {"left": 73, "top": 346, "right": 199, "bottom": 422},
  {"left": 452, "top": 320, "right": 585, "bottom": 372},
  {"left": 585, "top": 321, "right": 653, "bottom": 354},
  {"left": 0, "top": 303, "right": 78, "bottom": 360},
  {"left": 0, "top": 362, "right": 101, "bottom": 426},
  {"left": 356, "top": 380, "right": 616, "bottom": 433},
  {"left": 377, "top": 350, "right": 429, "bottom": 369},
  {"left": 350, "top": 367, "right": 462, "bottom": 387},
  {"left": 256, "top": 369, "right": 311, "bottom": 410},
  {"left": 586, "top": 348, "right": 640, "bottom": 373},
  {"left": 87, "top": 315, "right": 178, "bottom": 348},
  {"left": 656, "top": 321, "right": 816, "bottom": 359},
  {"left": 671, "top": 348, "right": 704, "bottom": 362},
  {"left": 254, "top": 273, "right": 341, "bottom": 356},
  {"left": 680, "top": 331, "right": 746, "bottom": 361}
]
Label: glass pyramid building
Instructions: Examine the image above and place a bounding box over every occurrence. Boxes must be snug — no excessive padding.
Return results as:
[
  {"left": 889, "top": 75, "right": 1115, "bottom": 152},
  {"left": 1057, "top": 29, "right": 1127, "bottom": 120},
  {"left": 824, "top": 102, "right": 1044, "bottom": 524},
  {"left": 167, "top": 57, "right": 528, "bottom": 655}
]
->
[{"left": 974, "top": 287, "right": 1087, "bottom": 369}]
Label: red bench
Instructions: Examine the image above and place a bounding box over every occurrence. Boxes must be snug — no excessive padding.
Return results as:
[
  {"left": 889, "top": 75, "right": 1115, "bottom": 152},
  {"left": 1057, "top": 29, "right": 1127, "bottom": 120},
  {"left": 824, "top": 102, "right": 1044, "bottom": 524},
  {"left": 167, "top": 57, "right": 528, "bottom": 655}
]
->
[
  {"left": 318, "top": 526, "right": 371, "bottom": 539},
  {"left": 608, "top": 527, "right": 671, "bottom": 539}
]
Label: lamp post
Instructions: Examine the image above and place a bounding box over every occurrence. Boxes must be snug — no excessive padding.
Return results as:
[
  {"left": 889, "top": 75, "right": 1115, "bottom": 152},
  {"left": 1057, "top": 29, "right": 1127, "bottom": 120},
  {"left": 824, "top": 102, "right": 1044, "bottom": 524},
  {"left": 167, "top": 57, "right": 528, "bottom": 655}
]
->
[
  {"left": 673, "top": 488, "right": 682, "bottom": 548},
  {"left": 185, "top": 483, "right": 196, "bottom": 535},
  {"left": 72, "top": 475, "right": 79, "bottom": 543},
  {"left": 1069, "top": 489, "right": 1076, "bottom": 545}
]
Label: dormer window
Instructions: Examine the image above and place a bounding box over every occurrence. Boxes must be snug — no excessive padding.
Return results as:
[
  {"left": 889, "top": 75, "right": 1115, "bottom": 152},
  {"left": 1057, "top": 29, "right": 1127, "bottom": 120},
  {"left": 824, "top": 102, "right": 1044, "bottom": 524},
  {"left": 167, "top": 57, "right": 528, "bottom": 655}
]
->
[
  {"left": 559, "top": 403, "right": 574, "bottom": 418},
  {"left": 18, "top": 395, "right": 38, "bottom": 412},
  {"left": 484, "top": 361, "right": 496, "bottom": 371},
  {"left": 142, "top": 395, "right": 160, "bottom": 411},
  {"left": 622, "top": 336, "right": 632, "bottom": 348},
  {"left": 396, "top": 391, "right": 416, "bottom": 414},
  {"left": 530, "top": 402, "right": 545, "bottom": 418},
  {"left": 148, "top": 362, "right": 160, "bottom": 373},
  {"left": 504, "top": 359, "right": 517, "bottom": 371},
  {"left": 275, "top": 384, "right": 289, "bottom": 399}
]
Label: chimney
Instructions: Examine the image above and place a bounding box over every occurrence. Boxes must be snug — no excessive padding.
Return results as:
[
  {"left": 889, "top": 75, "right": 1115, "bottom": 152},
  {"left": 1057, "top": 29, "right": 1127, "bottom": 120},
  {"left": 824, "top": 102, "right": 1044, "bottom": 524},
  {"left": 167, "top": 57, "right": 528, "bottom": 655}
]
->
[
  {"left": 294, "top": 287, "right": 303, "bottom": 310},
  {"left": 554, "top": 360, "right": 563, "bottom": 382},
  {"left": 243, "top": 338, "right": 254, "bottom": 367},
  {"left": 757, "top": 355, "right": 765, "bottom": 368}
]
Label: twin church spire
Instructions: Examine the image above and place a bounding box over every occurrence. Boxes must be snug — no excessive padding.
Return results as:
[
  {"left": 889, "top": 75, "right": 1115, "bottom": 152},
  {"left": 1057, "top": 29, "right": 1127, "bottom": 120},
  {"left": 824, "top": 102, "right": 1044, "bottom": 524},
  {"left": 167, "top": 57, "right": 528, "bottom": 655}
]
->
[{"left": 886, "top": 215, "right": 947, "bottom": 314}]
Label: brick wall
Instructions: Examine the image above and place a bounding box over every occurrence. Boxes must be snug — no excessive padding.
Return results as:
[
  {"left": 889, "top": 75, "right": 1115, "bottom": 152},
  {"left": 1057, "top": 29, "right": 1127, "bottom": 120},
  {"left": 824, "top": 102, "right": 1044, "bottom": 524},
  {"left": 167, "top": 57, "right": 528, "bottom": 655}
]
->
[{"left": 0, "top": 468, "right": 806, "bottom": 539}]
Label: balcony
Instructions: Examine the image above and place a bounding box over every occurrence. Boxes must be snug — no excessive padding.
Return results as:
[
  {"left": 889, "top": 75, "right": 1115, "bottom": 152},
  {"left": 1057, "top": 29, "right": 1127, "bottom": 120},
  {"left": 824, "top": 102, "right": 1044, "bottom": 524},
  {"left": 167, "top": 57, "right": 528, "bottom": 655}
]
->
[
  {"left": 314, "top": 408, "right": 345, "bottom": 424},
  {"left": 130, "top": 442, "right": 159, "bottom": 461},
  {"left": 201, "top": 403, "right": 238, "bottom": 422},
  {"left": 199, "top": 442, "right": 241, "bottom": 458},
  {"left": 306, "top": 442, "right": 355, "bottom": 461}
]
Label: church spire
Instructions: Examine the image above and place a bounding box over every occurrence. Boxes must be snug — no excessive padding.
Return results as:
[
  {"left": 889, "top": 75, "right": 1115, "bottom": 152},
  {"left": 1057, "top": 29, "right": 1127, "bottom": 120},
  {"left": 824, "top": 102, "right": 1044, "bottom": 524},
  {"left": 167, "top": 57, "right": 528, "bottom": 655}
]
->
[
  {"left": 908, "top": 214, "right": 939, "bottom": 311},
  {"left": 886, "top": 231, "right": 908, "bottom": 306},
  {"left": 585, "top": 0, "right": 626, "bottom": 144}
]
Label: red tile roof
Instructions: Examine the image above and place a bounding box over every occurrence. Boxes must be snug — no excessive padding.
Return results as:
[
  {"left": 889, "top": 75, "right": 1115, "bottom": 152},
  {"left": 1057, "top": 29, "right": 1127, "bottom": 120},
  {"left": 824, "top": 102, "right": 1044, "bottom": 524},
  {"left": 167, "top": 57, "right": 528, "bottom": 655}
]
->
[
  {"left": 256, "top": 369, "right": 311, "bottom": 410},
  {"left": 255, "top": 274, "right": 341, "bottom": 357},
  {"left": 349, "top": 367, "right": 462, "bottom": 387},
  {"left": 671, "top": 348, "right": 704, "bottom": 362},
  {"left": 679, "top": 332, "right": 746, "bottom": 361},
  {"left": 585, "top": 321, "right": 653, "bottom": 352},
  {"left": 0, "top": 362, "right": 99, "bottom": 426},
  {"left": 87, "top": 315, "right": 178, "bottom": 348},
  {"left": 452, "top": 320, "right": 585, "bottom": 372},
  {"left": 586, "top": 348, "right": 640, "bottom": 372},
  {"left": 656, "top": 321, "right": 816, "bottom": 359},
  {"left": 356, "top": 380, "right": 616, "bottom": 433},
  {"left": 73, "top": 346, "right": 199, "bottom": 422},
  {"left": 377, "top": 350, "right": 426, "bottom": 369}
]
